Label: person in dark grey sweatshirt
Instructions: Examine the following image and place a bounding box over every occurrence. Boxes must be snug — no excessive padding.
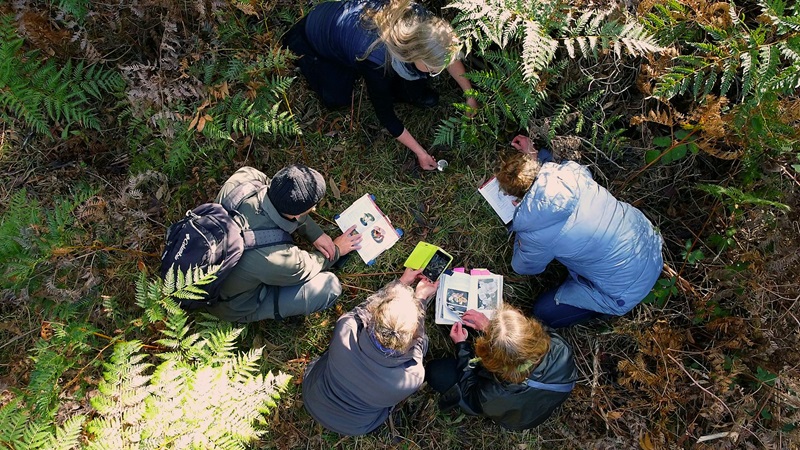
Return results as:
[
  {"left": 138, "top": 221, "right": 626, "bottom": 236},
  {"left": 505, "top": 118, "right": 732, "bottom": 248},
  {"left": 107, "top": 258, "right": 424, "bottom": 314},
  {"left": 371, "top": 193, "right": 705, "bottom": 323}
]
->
[{"left": 302, "top": 268, "right": 438, "bottom": 435}]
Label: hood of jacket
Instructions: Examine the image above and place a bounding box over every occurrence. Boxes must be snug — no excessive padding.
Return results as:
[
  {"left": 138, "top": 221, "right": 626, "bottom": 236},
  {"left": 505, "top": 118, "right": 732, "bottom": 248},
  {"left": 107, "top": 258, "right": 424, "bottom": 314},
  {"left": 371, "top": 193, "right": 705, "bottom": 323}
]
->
[
  {"left": 529, "top": 332, "right": 577, "bottom": 384},
  {"left": 352, "top": 306, "right": 425, "bottom": 368}
]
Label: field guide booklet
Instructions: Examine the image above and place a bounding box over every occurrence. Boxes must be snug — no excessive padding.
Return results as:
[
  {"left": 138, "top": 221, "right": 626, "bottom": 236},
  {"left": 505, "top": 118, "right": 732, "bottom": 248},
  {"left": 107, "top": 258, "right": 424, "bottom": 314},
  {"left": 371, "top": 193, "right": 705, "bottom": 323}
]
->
[
  {"left": 478, "top": 177, "right": 518, "bottom": 224},
  {"left": 335, "top": 194, "right": 400, "bottom": 264},
  {"left": 435, "top": 268, "right": 504, "bottom": 325}
]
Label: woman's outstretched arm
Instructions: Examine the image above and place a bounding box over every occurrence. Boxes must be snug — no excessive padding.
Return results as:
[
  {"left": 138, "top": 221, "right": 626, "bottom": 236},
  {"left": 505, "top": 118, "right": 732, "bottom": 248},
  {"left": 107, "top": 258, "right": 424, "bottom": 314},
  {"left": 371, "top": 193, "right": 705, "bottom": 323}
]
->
[
  {"left": 397, "top": 128, "right": 437, "bottom": 170},
  {"left": 447, "top": 60, "right": 478, "bottom": 114}
]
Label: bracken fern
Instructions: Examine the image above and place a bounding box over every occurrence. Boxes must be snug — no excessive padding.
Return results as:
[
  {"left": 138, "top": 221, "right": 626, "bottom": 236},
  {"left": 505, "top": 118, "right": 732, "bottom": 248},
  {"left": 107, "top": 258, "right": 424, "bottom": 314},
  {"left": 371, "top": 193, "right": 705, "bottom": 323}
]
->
[
  {"left": 0, "top": 15, "right": 124, "bottom": 137},
  {"left": 437, "top": 0, "right": 661, "bottom": 148}
]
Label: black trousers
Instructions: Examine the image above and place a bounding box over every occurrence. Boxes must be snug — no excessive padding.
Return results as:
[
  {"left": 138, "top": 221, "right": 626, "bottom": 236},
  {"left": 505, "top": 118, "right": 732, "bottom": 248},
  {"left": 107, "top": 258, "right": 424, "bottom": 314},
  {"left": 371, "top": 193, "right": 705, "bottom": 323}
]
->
[{"left": 425, "top": 357, "right": 460, "bottom": 393}]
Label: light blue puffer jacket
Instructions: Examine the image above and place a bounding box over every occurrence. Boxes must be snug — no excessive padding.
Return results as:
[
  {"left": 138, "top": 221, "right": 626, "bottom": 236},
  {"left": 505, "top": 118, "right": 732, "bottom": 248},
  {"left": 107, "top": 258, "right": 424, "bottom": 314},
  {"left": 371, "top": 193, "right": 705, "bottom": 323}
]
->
[{"left": 510, "top": 161, "right": 663, "bottom": 315}]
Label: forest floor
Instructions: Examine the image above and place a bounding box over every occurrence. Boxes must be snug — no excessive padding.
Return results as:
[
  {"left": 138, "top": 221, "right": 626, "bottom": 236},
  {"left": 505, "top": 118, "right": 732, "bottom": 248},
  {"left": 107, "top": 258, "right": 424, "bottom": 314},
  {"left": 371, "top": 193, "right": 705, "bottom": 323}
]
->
[{"left": 1, "top": 1, "right": 799, "bottom": 449}]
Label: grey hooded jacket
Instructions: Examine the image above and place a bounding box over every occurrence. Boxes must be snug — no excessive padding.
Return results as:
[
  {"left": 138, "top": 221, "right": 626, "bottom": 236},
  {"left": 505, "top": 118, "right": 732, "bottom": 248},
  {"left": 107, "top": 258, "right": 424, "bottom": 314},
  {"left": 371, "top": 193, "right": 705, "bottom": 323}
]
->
[{"left": 302, "top": 281, "right": 428, "bottom": 435}]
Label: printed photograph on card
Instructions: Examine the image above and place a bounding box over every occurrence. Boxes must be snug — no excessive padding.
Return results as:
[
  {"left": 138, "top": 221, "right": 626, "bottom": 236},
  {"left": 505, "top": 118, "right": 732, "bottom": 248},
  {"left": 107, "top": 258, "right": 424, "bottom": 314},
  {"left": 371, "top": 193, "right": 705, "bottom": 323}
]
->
[
  {"left": 335, "top": 194, "right": 400, "bottom": 264},
  {"left": 476, "top": 277, "right": 499, "bottom": 310},
  {"left": 445, "top": 288, "right": 469, "bottom": 316}
]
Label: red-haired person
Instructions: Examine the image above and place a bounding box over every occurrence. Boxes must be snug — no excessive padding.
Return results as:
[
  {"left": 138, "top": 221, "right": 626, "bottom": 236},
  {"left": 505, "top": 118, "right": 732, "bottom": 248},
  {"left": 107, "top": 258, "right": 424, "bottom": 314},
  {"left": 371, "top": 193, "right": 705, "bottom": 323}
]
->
[
  {"left": 426, "top": 306, "right": 577, "bottom": 430},
  {"left": 497, "top": 135, "right": 663, "bottom": 327}
]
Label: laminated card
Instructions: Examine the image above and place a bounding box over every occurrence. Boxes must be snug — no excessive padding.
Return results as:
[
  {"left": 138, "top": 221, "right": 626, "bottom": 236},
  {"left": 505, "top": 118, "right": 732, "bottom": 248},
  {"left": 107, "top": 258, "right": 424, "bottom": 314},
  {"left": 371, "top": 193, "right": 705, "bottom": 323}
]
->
[
  {"left": 335, "top": 194, "right": 401, "bottom": 265},
  {"left": 478, "top": 176, "right": 519, "bottom": 225}
]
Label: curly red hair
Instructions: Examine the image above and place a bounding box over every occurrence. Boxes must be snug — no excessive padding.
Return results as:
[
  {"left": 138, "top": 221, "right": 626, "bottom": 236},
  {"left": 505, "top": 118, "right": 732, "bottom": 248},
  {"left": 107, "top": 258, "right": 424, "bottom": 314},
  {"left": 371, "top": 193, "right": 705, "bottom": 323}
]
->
[
  {"left": 495, "top": 152, "right": 541, "bottom": 199},
  {"left": 474, "top": 305, "right": 550, "bottom": 384}
]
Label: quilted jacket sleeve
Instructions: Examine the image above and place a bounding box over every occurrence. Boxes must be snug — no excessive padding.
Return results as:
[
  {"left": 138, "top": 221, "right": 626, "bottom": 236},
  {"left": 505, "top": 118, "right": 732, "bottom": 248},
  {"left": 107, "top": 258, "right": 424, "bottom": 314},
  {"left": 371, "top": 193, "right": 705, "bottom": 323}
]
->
[{"left": 510, "top": 234, "right": 555, "bottom": 275}]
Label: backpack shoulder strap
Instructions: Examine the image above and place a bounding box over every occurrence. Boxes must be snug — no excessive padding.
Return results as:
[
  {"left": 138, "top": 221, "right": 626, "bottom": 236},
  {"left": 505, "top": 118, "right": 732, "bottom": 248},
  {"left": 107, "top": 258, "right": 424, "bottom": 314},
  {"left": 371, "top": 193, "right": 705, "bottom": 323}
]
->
[
  {"left": 220, "top": 180, "right": 264, "bottom": 212},
  {"left": 242, "top": 228, "right": 293, "bottom": 249},
  {"left": 220, "top": 179, "right": 293, "bottom": 249}
]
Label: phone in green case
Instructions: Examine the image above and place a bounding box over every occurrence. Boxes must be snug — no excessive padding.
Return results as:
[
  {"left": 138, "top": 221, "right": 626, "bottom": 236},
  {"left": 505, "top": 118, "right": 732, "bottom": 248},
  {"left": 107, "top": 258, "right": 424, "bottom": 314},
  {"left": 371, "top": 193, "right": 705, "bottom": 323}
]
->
[{"left": 404, "top": 242, "right": 453, "bottom": 280}]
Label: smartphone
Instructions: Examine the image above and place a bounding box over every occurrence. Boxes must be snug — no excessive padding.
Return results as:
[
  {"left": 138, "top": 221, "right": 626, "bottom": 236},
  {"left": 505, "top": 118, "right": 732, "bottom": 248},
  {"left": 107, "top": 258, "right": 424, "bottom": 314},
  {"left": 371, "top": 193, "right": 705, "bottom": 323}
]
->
[{"left": 422, "top": 249, "right": 452, "bottom": 281}]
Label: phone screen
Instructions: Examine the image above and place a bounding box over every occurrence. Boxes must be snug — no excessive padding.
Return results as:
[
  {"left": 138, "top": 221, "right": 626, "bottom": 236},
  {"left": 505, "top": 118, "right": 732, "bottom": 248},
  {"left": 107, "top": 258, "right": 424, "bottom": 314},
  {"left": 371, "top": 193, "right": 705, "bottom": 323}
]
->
[{"left": 422, "top": 250, "right": 451, "bottom": 281}]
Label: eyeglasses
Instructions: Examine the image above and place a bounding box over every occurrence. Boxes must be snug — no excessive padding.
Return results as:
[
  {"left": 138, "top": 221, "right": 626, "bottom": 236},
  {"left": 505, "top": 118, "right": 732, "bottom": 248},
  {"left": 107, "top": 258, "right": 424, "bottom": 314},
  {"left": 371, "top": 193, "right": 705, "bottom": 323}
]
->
[{"left": 423, "top": 62, "right": 445, "bottom": 77}]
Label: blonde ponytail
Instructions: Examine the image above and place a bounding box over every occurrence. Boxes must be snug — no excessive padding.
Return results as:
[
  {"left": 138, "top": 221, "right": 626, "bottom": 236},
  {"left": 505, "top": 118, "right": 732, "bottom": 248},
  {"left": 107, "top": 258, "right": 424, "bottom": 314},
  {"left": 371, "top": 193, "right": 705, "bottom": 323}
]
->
[{"left": 366, "top": 282, "right": 423, "bottom": 353}]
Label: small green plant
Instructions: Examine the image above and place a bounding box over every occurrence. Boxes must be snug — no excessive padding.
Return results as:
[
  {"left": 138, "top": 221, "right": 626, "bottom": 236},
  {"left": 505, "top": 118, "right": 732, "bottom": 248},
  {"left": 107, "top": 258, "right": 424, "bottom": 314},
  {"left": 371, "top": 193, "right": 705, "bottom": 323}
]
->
[
  {"left": 755, "top": 366, "right": 778, "bottom": 388},
  {"left": 692, "top": 299, "right": 731, "bottom": 324},
  {"left": 681, "top": 239, "right": 705, "bottom": 266},
  {"left": 643, "top": 276, "right": 678, "bottom": 307},
  {"left": 645, "top": 129, "right": 700, "bottom": 165},
  {"left": 54, "top": 0, "right": 91, "bottom": 21},
  {"left": 708, "top": 227, "right": 737, "bottom": 252}
]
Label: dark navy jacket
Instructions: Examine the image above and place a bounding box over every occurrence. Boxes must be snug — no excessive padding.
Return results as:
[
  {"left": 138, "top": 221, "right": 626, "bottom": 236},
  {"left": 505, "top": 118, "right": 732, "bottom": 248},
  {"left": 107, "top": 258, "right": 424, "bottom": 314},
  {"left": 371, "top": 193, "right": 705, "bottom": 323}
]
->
[
  {"left": 443, "top": 333, "right": 577, "bottom": 430},
  {"left": 305, "top": 0, "right": 407, "bottom": 137}
]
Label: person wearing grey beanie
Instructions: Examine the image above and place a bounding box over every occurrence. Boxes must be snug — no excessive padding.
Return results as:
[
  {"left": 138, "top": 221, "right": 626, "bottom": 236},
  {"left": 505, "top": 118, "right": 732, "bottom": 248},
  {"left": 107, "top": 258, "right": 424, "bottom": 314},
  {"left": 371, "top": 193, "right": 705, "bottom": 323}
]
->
[
  {"left": 205, "top": 165, "right": 362, "bottom": 323},
  {"left": 268, "top": 165, "right": 327, "bottom": 216}
]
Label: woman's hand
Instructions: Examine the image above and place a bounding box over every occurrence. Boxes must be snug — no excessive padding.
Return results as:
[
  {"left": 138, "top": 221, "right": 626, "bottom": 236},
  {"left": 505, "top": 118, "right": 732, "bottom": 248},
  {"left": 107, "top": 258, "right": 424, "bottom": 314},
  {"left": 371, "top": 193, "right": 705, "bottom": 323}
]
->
[
  {"left": 511, "top": 135, "right": 536, "bottom": 155},
  {"left": 416, "top": 151, "right": 437, "bottom": 171},
  {"left": 396, "top": 129, "right": 438, "bottom": 171},
  {"left": 400, "top": 267, "right": 422, "bottom": 285},
  {"left": 414, "top": 277, "right": 439, "bottom": 302},
  {"left": 332, "top": 225, "right": 362, "bottom": 256},
  {"left": 449, "top": 321, "right": 468, "bottom": 344},
  {"left": 465, "top": 97, "right": 479, "bottom": 118},
  {"left": 461, "top": 310, "right": 490, "bottom": 332}
]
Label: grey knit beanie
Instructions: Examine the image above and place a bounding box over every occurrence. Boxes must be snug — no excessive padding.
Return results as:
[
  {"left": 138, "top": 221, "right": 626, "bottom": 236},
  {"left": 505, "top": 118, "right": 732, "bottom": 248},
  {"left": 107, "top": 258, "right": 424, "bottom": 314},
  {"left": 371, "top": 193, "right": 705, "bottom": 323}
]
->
[{"left": 267, "top": 165, "right": 326, "bottom": 215}]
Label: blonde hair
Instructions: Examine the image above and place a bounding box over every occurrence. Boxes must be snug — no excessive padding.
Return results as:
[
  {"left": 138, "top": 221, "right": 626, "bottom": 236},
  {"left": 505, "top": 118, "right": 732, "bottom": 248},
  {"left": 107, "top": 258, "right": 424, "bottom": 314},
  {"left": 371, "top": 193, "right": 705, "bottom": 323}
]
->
[
  {"left": 362, "top": 0, "right": 462, "bottom": 73},
  {"left": 495, "top": 152, "right": 541, "bottom": 199},
  {"left": 474, "top": 305, "right": 551, "bottom": 384},
  {"left": 365, "top": 283, "right": 424, "bottom": 353}
]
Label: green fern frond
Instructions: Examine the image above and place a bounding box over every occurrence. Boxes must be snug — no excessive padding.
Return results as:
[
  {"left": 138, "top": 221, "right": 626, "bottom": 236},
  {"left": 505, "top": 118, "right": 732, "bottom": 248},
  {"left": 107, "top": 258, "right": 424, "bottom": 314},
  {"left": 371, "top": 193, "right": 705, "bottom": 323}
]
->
[
  {"left": 433, "top": 116, "right": 461, "bottom": 147},
  {"left": 0, "top": 398, "right": 27, "bottom": 447},
  {"left": 720, "top": 58, "right": 738, "bottom": 96},
  {"left": 85, "top": 290, "right": 290, "bottom": 448},
  {"left": 0, "top": 16, "right": 123, "bottom": 136},
  {"left": 697, "top": 184, "right": 790, "bottom": 211},
  {"left": 548, "top": 102, "right": 571, "bottom": 139},
  {"left": 740, "top": 50, "right": 757, "bottom": 98},
  {"left": 48, "top": 414, "right": 85, "bottom": 450},
  {"left": 521, "top": 20, "right": 557, "bottom": 83},
  {"left": 22, "top": 422, "right": 52, "bottom": 449},
  {"left": 760, "top": 0, "right": 800, "bottom": 33}
]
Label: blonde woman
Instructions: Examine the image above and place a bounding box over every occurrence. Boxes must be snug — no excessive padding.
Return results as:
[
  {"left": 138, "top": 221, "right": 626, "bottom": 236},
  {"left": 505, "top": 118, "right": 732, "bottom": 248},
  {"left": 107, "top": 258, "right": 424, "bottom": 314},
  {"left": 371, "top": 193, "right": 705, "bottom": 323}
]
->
[
  {"left": 426, "top": 306, "right": 577, "bottom": 430},
  {"left": 283, "top": 0, "right": 477, "bottom": 170},
  {"left": 302, "top": 268, "right": 438, "bottom": 435}
]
